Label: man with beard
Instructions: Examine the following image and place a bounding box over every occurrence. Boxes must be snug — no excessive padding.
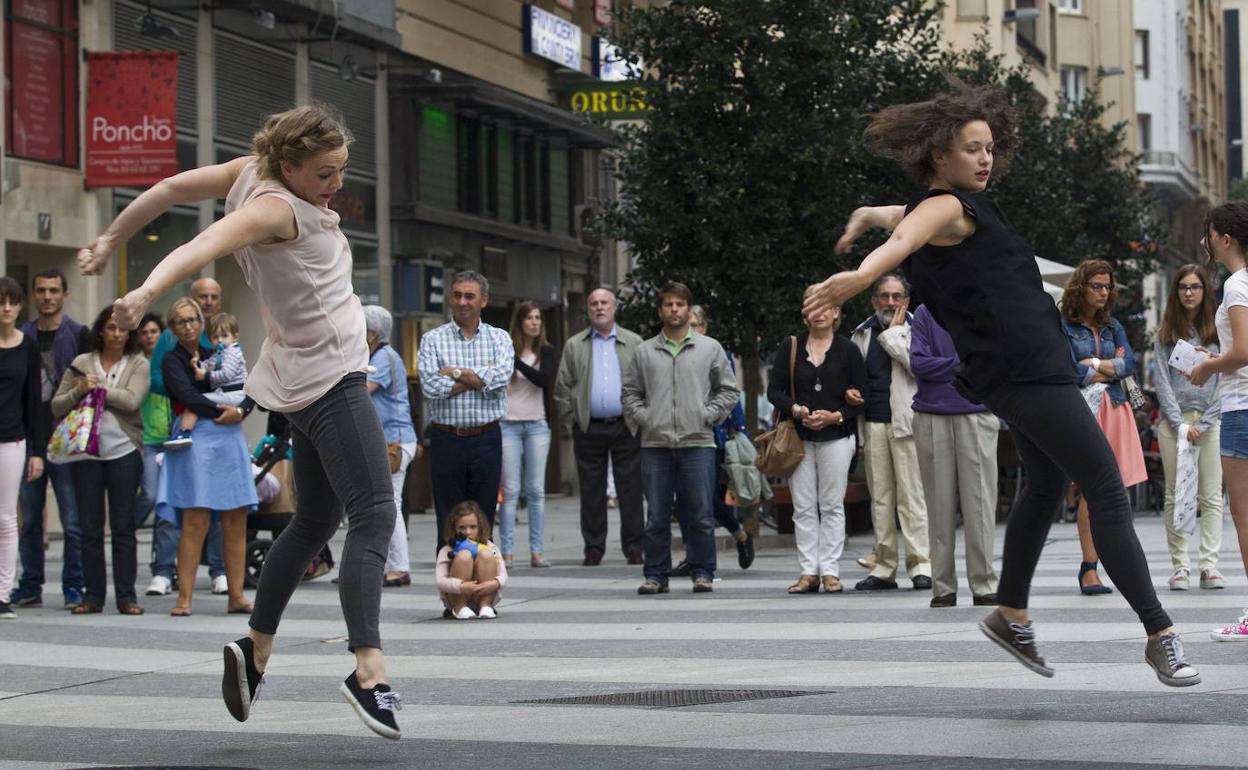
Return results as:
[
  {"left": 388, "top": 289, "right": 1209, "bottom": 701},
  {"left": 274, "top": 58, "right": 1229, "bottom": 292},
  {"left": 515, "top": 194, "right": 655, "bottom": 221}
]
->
[{"left": 850, "top": 274, "right": 931, "bottom": 591}]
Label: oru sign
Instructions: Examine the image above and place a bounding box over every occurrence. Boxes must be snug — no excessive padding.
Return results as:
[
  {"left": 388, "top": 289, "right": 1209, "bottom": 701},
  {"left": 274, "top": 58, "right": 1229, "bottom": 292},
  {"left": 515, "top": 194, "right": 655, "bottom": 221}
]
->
[
  {"left": 85, "top": 51, "right": 179, "bottom": 188},
  {"left": 522, "top": 4, "right": 583, "bottom": 72}
]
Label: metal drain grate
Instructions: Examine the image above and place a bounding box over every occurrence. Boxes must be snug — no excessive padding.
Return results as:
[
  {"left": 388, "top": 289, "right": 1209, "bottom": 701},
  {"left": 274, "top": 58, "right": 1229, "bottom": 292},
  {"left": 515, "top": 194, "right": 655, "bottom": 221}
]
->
[{"left": 515, "top": 688, "right": 832, "bottom": 708}]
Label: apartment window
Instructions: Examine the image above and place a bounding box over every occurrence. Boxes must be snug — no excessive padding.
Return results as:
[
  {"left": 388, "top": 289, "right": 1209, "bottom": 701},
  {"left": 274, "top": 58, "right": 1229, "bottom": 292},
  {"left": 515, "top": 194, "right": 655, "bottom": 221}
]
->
[
  {"left": 1058, "top": 0, "right": 1081, "bottom": 13},
  {"left": 1137, "top": 114, "right": 1152, "bottom": 151},
  {"left": 1135, "top": 30, "right": 1150, "bottom": 79},
  {"left": 5, "top": 0, "right": 79, "bottom": 166},
  {"left": 1015, "top": 0, "right": 1045, "bottom": 66},
  {"left": 1061, "top": 66, "right": 1087, "bottom": 106},
  {"left": 956, "top": 0, "right": 987, "bottom": 19}
]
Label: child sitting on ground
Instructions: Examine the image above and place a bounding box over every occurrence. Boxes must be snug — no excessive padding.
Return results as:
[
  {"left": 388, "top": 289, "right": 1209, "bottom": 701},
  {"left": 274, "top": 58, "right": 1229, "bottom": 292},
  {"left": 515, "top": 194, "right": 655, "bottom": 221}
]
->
[
  {"left": 164, "top": 313, "right": 247, "bottom": 449},
  {"left": 435, "top": 501, "right": 508, "bottom": 620}
]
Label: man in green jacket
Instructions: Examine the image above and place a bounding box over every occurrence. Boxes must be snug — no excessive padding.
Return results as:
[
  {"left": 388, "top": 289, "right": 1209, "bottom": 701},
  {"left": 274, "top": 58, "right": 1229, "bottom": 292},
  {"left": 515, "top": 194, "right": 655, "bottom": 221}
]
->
[{"left": 622, "top": 282, "right": 741, "bottom": 594}]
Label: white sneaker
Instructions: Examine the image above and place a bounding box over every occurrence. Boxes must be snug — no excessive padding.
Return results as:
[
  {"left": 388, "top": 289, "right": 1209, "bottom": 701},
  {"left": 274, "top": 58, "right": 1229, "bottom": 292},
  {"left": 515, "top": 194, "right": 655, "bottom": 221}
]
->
[
  {"left": 477, "top": 606, "right": 497, "bottom": 619},
  {"left": 1168, "top": 569, "right": 1190, "bottom": 591},
  {"left": 1200, "top": 568, "right": 1227, "bottom": 589},
  {"left": 145, "top": 575, "right": 172, "bottom": 596},
  {"left": 212, "top": 575, "right": 229, "bottom": 595},
  {"left": 454, "top": 606, "right": 476, "bottom": 620}
]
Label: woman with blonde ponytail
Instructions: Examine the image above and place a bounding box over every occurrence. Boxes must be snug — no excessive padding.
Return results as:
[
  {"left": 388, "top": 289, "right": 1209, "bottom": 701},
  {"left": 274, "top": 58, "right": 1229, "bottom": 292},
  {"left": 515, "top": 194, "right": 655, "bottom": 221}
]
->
[{"left": 78, "top": 103, "right": 403, "bottom": 739}]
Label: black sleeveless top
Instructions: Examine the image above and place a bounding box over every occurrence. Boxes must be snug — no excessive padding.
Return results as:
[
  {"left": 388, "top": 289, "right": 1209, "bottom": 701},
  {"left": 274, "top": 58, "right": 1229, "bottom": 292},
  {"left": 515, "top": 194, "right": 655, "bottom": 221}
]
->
[{"left": 903, "top": 188, "right": 1074, "bottom": 399}]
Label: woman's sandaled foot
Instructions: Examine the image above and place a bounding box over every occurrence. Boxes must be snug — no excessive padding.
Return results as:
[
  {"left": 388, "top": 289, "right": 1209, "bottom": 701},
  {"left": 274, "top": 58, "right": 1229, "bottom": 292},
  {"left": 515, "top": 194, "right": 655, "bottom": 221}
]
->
[
  {"left": 788, "top": 575, "right": 819, "bottom": 594},
  {"left": 117, "top": 601, "right": 145, "bottom": 615},
  {"left": 1078, "top": 561, "right": 1113, "bottom": 595},
  {"left": 170, "top": 606, "right": 192, "bottom": 617},
  {"left": 227, "top": 602, "right": 254, "bottom": 615},
  {"left": 822, "top": 576, "right": 843, "bottom": 593},
  {"left": 71, "top": 601, "right": 103, "bottom": 615}
]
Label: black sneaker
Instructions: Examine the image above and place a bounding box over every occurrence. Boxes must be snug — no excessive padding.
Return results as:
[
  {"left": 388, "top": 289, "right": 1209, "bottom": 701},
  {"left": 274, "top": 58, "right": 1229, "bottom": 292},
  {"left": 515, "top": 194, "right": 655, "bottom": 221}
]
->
[
  {"left": 911, "top": 576, "right": 932, "bottom": 591},
  {"left": 736, "top": 532, "right": 755, "bottom": 570},
  {"left": 670, "top": 560, "right": 692, "bottom": 577},
  {"left": 978, "top": 609, "right": 1054, "bottom": 678},
  {"left": 223, "top": 637, "right": 265, "bottom": 722},
  {"left": 854, "top": 576, "right": 898, "bottom": 591},
  {"left": 339, "top": 671, "right": 401, "bottom": 739},
  {"left": 0, "top": 601, "right": 14, "bottom": 619}
]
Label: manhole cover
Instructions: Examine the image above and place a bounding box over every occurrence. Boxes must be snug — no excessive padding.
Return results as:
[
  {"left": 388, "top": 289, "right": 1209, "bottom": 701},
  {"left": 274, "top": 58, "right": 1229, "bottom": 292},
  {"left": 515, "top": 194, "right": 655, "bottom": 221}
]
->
[{"left": 514, "top": 688, "right": 832, "bottom": 708}]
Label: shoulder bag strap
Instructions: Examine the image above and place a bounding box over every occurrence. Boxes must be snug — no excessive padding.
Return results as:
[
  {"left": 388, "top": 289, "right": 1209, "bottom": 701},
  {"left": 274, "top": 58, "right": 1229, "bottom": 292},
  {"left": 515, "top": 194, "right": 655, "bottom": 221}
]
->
[{"left": 788, "top": 335, "right": 797, "bottom": 401}]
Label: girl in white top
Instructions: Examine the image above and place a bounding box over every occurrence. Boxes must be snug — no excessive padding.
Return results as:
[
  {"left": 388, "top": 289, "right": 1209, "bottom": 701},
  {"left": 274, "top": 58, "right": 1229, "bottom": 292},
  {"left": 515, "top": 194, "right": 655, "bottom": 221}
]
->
[
  {"left": 1188, "top": 201, "right": 1248, "bottom": 641},
  {"left": 77, "top": 104, "right": 401, "bottom": 739}
]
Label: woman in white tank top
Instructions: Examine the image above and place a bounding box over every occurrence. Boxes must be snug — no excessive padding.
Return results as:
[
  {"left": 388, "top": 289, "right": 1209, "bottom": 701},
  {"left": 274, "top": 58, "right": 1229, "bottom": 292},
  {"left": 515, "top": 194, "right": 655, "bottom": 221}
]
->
[{"left": 77, "top": 104, "right": 402, "bottom": 740}]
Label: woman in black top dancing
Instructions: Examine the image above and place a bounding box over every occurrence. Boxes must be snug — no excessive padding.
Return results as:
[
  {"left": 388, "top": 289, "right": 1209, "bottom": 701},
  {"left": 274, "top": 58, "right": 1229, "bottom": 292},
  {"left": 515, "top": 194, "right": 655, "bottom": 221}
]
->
[{"left": 805, "top": 85, "right": 1199, "bottom": 686}]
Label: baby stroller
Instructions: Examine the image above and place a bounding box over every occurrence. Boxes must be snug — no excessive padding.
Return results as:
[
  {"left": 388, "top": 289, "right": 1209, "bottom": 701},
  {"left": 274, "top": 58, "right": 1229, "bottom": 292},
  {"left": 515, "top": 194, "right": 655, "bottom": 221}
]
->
[{"left": 244, "top": 412, "right": 334, "bottom": 587}]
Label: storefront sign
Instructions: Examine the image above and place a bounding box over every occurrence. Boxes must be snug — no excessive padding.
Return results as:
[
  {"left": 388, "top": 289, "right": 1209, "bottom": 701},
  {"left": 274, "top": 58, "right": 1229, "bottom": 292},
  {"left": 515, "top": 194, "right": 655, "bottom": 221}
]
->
[
  {"left": 522, "top": 4, "right": 583, "bottom": 72},
  {"left": 85, "top": 51, "right": 179, "bottom": 188},
  {"left": 567, "top": 84, "right": 648, "bottom": 120},
  {"left": 593, "top": 38, "right": 638, "bottom": 81},
  {"left": 8, "top": 0, "right": 77, "bottom": 164}
]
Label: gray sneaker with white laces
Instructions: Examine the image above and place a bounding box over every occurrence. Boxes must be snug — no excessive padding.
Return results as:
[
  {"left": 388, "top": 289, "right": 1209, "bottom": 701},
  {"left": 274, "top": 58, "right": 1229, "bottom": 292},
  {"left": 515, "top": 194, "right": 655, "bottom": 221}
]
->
[
  {"left": 1145, "top": 632, "right": 1201, "bottom": 687},
  {"left": 978, "top": 608, "right": 1054, "bottom": 678}
]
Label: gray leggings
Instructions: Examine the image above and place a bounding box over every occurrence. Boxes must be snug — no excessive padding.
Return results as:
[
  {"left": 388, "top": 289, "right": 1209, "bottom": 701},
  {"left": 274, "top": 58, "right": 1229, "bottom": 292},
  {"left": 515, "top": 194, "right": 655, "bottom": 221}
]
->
[{"left": 249, "top": 372, "right": 395, "bottom": 650}]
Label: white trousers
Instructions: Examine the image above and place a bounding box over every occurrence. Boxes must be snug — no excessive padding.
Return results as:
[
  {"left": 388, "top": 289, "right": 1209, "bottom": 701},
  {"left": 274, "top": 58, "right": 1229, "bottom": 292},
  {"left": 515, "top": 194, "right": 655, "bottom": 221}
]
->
[
  {"left": 863, "top": 421, "right": 930, "bottom": 580},
  {"left": 789, "top": 437, "right": 855, "bottom": 577},
  {"left": 385, "top": 442, "right": 417, "bottom": 573},
  {"left": 0, "top": 440, "right": 23, "bottom": 603}
]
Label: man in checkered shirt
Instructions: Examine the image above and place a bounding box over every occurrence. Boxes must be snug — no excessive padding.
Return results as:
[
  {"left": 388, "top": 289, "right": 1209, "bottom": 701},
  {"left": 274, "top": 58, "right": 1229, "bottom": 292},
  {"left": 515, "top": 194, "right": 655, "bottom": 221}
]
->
[{"left": 418, "top": 271, "right": 514, "bottom": 547}]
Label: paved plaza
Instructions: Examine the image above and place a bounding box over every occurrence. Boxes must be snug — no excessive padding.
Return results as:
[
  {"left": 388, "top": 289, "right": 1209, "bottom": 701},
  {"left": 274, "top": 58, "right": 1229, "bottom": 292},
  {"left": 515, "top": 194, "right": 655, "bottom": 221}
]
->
[{"left": 1, "top": 497, "right": 1246, "bottom": 769}]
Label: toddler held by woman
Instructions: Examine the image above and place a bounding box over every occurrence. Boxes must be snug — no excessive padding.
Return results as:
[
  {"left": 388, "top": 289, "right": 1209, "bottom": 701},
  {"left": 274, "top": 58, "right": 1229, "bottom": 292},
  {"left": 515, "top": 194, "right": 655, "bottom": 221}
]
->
[{"left": 165, "top": 313, "right": 247, "bottom": 449}]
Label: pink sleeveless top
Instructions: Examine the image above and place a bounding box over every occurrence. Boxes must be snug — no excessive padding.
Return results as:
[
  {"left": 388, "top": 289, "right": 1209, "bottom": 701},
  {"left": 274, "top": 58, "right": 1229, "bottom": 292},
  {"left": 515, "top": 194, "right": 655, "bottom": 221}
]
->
[{"left": 225, "top": 159, "right": 368, "bottom": 412}]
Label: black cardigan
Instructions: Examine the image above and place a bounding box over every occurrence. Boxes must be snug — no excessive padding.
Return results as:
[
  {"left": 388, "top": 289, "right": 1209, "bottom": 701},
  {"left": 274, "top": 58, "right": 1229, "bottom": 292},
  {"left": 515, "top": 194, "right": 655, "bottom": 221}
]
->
[
  {"left": 163, "top": 343, "right": 254, "bottom": 419},
  {"left": 767, "top": 333, "right": 869, "bottom": 442}
]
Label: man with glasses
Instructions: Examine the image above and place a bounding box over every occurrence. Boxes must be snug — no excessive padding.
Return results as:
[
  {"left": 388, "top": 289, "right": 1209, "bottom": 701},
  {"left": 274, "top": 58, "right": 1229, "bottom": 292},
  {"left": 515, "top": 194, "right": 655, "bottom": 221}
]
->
[{"left": 850, "top": 274, "right": 931, "bottom": 591}]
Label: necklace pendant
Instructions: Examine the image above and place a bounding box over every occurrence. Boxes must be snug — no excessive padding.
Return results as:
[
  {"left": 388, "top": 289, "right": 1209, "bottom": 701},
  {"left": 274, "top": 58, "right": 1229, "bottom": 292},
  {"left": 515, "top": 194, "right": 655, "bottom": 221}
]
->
[{"left": 814, "top": 382, "right": 823, "bottom": 392}]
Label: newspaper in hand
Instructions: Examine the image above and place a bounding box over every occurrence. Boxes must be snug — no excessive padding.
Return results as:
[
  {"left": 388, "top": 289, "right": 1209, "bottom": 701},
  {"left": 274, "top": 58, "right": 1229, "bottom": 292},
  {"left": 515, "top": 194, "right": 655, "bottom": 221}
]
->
[{"left": 1168, "top": 339, "right": 1206, "bottom": 375}]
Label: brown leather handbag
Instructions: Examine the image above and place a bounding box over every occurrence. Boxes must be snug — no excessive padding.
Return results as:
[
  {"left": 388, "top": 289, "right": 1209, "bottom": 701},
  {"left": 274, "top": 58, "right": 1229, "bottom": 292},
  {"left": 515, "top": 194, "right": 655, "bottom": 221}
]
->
[{"left": 754, "top": 336, "right": 805, "bottom": 477}]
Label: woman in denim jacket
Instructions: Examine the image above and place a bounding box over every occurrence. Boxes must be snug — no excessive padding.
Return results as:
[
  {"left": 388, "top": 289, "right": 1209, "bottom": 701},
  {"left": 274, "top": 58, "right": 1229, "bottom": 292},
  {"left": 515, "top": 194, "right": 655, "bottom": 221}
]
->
[{"left": 1059, "top": 259, "right": 1149, "bottom": 596}]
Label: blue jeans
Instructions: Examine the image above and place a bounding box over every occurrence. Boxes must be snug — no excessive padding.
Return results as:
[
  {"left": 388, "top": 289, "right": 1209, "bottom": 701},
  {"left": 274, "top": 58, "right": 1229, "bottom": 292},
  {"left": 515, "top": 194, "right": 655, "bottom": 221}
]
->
[
  {"left": 1221, "top": 409, "right": 1248, "bottom": 459},
  {"left": 142, "top": 445, "right": 224, "bottom": 581},
  {"left": 17, "top": 456, "right": 82, "bottom": 597},
  {"left": 640, "top": 447, "right": 717, "bottom": 583},
  {"left": 499, "top": 420, "right": 551, "bottom": 556}
]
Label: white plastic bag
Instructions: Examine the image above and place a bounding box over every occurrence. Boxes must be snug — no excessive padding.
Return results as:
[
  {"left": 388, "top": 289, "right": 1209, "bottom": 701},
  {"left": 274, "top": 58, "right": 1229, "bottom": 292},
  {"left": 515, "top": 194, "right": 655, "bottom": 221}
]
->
[{"left": 1173, "top": 429, "right": 1199, "bottom": 535}]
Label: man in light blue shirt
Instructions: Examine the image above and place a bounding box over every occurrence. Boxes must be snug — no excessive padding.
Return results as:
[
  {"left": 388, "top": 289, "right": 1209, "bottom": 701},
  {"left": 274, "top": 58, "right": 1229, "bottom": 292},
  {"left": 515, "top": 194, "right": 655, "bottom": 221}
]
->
[
  {"left": 418, "top": 271, "right": 513, "bottom": 541},
  {"left": 555, "top": 288, "right": 645, "bottom": 566}
]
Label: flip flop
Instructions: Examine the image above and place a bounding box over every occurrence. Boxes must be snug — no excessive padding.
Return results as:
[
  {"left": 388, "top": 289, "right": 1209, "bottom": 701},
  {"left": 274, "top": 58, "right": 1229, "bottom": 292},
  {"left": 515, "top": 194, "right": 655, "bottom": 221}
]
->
[
  {"left": 227, "top": 604, "right": 254, "bottom": 615},
  {"left": 170, "top": 606, "right": 192, "bottom": 617}
]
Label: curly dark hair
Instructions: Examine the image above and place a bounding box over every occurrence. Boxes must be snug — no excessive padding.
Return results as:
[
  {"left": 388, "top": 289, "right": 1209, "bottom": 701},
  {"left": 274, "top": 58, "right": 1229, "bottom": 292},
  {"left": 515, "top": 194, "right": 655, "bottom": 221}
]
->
[
  {"left": 865, "top": 82, "right": 1018, "bottom": 183},
  {"left": 1060, "top": 259, "right": 1117, "bottom": 327}
]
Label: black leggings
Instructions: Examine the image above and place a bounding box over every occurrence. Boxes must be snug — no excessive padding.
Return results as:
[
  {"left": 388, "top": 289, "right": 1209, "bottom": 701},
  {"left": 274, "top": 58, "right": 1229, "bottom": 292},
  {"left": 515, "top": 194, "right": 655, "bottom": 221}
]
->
[
  {"left": 983, "top": 382, "right": 1171, "bottom": 635},
  {"left": 249, "top": 373, "right": 395, "bottom": 650}
]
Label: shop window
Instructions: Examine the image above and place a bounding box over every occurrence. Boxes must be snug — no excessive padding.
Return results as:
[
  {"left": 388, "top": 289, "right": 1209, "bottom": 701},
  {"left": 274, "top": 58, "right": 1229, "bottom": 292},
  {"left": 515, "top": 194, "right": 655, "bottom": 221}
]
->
[
  {"left": 550, "top": 145, "right": 570, "bottom": 236},
  {"left": 496, "top": 126, "right": 515, "bottom": 222},
  {"left": 457, "top": 117, "right": 483, "bottom": 215},
  {"left": 351, "top": 242, "right": 381, "bottom": 306},
  {"left": 419, "top": 106, "right": 457, "bottom": 210},
  {"left": 5, "top": 0, "right": 79, "bottom": 166},
  {"left": 119, "top": 207, "right": 200, "bottom": 317},
  {"left": 539, "top": 142, "right": 552, "bottom": 231}
]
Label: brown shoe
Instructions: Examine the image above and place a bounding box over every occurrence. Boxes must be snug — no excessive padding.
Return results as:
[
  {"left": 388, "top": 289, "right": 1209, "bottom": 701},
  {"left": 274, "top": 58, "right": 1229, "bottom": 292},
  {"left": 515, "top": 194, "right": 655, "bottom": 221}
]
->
[
  {"left": 583, "top": 548, "right": 604, "bottom": 566},
  {"left": 625, "top": 548, "right": 644, "bottom": 565}
]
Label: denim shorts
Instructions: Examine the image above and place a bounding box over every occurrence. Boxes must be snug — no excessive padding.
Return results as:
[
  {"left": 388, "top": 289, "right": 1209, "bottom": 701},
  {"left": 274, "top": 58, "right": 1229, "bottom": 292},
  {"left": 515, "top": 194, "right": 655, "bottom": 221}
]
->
[{"left": 1221, "top": 409, "right": 1248, "bottom": 459}]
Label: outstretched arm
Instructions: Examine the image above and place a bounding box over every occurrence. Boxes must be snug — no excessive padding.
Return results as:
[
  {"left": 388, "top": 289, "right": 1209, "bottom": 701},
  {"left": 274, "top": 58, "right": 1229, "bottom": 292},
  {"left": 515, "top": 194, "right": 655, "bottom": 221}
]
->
[
  {"left": 111, "top": 195, "right": 297, "bottom": 329},
  {"left": 834, "top": 205, "right": 906, "bottom": 253},
  {"left": 79, "top": 156, "right": 255, "bottom": 275},
  {"left": 803, "top": 196, "right": 968, "bottom": 317}
]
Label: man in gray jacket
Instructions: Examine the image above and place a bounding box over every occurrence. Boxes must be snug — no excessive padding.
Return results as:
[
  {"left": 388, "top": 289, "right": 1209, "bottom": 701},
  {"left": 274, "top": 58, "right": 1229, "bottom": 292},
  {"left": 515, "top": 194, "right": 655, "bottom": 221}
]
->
[
  {"left": 622, "top": 283, "right": 741, "bottom": 594},
  {"left": 554, "top": 288, "right": 646, "bottom": 566}
]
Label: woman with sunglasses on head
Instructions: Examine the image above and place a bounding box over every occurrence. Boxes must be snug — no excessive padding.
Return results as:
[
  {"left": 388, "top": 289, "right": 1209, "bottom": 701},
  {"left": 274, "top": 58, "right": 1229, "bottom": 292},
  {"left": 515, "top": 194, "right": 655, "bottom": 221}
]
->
[
  {"left": 807, "top": 83, "right": 1198, "bottom": 686},
  {"left": 1154, "top": 265, "right": 1224, "bottom": 593}
]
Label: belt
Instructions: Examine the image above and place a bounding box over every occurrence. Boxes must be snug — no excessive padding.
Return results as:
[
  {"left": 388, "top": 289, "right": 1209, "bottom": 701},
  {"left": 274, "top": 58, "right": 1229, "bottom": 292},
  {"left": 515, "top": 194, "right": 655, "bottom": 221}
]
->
[
  {"left": 430, "top": 421, "right": 499, "bottom": 437},
  {"left": 589, "top": 416, "right": 622, "bottom": 424}
]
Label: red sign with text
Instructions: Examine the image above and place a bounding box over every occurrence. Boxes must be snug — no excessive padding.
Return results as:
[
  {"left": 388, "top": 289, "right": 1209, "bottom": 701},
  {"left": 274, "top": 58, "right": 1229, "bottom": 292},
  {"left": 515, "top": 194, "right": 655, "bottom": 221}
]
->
[
  {"left": 7, "top": 0, "right": 78, "bottom": 164},
  {"left": 85, "top": 51, "right": 179, "bottom": 188}
]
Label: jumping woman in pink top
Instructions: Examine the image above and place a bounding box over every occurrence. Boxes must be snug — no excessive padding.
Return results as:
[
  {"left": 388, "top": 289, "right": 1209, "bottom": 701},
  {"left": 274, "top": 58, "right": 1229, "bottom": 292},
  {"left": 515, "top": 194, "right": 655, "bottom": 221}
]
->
[{"left": 78, "top": 104, "right": 401, "bottom": 739}]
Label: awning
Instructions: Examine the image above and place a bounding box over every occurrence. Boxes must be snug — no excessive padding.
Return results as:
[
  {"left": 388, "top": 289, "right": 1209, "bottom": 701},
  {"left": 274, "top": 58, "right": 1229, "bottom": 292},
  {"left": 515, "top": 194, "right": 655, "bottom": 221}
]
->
[{"left": 1035, "top": 255, "right": 1075, "bottom": 284}]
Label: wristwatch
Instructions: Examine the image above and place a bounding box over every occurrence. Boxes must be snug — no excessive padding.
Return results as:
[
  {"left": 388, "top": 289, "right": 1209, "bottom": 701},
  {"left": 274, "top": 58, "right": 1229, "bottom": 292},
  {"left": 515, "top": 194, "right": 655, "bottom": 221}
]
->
[
  {"left": 235, "top": 406, "right": 245, "bottom": 419},
  {"left": 451, "top": 368, "right": 463, "bottom": 381},
  {"left": 1090, "top": 357, "right": 1101, "bottom": 372}
]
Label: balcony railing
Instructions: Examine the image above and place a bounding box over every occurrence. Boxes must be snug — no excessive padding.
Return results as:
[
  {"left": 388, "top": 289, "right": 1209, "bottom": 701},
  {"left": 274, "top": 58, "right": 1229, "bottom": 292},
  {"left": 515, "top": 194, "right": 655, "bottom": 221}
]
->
[{"left": 1016, "top": 33, "right": 1047, "bottom": 67}]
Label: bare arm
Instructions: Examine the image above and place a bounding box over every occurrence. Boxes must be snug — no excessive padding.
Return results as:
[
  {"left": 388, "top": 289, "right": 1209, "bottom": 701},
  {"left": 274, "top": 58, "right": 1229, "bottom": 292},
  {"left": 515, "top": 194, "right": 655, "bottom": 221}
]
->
[
  {"left": 1190, "top": 306, "right": 1248, "bottom": 386},
  {"left": 79, "top": 156, "right": 255, "bottom": 275},
  {"left": 833, "top": 205, "right": 906, "bottom": 253},
  {"left": 111, "top": 195, "right": 297, "bottom": 329},
  {"left": 804, "top": 196, "right": 969, "bottom": 317}
]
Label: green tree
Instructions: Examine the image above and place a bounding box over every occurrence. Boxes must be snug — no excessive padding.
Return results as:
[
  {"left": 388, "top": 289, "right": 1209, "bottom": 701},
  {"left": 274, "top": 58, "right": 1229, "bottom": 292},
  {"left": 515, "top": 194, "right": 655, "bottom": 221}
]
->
[{"left": 601, "top": 3, "right": 1163, "bottom": 425}]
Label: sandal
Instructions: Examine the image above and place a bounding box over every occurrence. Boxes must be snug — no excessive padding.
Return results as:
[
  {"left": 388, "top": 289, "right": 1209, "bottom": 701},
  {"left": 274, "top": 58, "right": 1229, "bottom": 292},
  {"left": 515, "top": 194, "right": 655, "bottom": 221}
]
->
[
  {"left": 822, "top": 576, "right": 843, "bottom": 593},
  {"left": 787, "top": 575, "right": 819, "bottom": 594},
  {"left": 118, "top": 602, "right": 145, "bottom": 616},
  {"left": 227, "top": 603, "right": 254, "bottom": 615},
  {"left": 382, "top": 572, "right": 410, "bottom": 588},
  {"left": 71, "top": 601, "right": 103, "bottom": 615},
  {"left": 170, "top": 606, "right": 192, "bottom": 617}
]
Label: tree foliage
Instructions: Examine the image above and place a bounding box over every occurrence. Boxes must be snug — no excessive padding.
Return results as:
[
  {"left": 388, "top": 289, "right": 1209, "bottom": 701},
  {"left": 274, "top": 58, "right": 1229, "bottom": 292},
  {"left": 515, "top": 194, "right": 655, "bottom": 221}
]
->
[{"left": 600, "top": 1, "right": 1164, "bottom": 419}]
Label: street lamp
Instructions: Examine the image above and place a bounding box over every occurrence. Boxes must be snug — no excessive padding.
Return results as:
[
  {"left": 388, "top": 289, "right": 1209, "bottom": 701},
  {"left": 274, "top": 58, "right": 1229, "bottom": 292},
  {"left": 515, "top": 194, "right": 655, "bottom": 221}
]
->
[
  {"left": 1097, "top": 66, "right": 1126, "bottom": 77},
  {"left": 1003, "top": 8, "right": 1041, "bottom": 23}
]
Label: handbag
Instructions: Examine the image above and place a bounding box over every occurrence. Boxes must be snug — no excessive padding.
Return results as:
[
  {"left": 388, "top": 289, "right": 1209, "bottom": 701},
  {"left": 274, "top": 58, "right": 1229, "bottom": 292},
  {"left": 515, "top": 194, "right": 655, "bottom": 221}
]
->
[
  {"left": 387, "top": 442, "right": 402, "bottom": 474},
  {"left": 1123, "top": 375, "right": 1147, "bottom": 410},
  {"left": 754, "top": 336, "right": 806, "bottom": 477},
  {"left": 46, "top": 387, "right": 107, "bottom": 464}
]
